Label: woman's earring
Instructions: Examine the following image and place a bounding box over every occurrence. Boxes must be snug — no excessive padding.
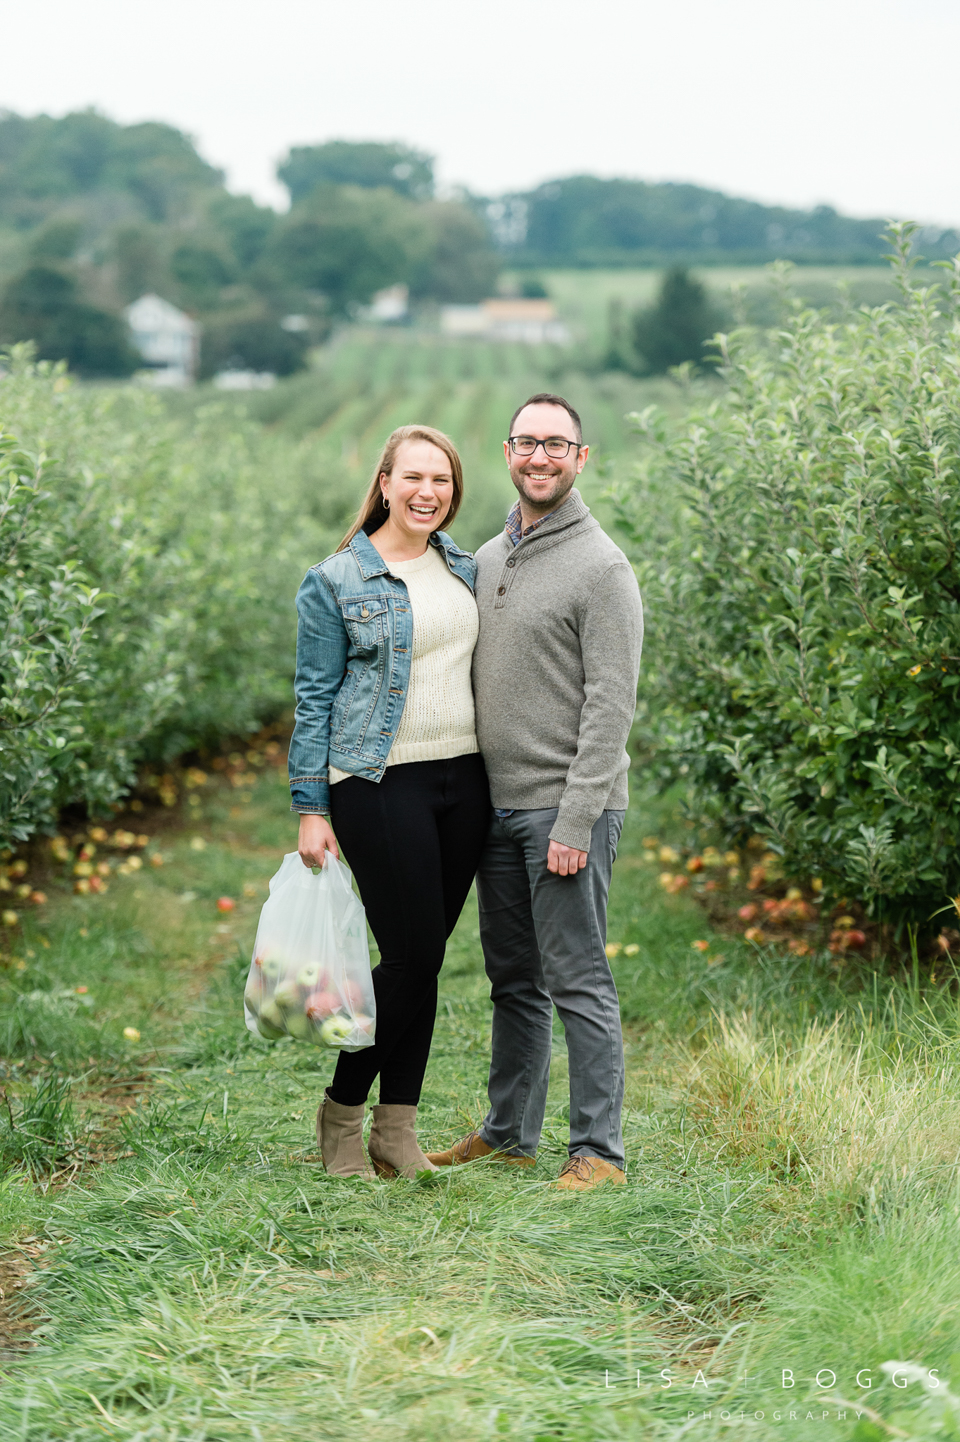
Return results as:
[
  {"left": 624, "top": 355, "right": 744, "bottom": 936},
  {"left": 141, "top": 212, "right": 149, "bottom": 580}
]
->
[{"left": 382, "top": 494, "right": 390, "bottom": 510}]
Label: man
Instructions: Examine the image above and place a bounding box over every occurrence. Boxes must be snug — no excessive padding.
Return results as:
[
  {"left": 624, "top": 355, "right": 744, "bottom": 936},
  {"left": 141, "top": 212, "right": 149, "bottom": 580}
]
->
[{"left": 427, "top": 393, "right": 643, "bottom": 1191}]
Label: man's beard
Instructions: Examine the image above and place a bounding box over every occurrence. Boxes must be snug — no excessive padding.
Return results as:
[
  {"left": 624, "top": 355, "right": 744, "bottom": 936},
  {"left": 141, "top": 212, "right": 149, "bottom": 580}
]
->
[{"left": 512, "top": 466, "right": 576, "bottom": 514}]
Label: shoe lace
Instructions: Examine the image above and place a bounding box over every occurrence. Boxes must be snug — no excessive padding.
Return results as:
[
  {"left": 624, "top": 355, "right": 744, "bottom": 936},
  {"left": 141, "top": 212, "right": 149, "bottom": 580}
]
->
[
  {"left": 454, "top": 1129, "right": 482, "bottom": 1160},
  {"left": 559, "top": 1156, "right": 594, "bottom": 1181}
]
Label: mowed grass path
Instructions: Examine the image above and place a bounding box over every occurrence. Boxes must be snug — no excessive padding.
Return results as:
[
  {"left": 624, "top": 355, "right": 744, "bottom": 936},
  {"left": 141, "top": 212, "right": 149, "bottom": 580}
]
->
[{"left": 2, "top": 763, "right": 960, "bottom": 1439}]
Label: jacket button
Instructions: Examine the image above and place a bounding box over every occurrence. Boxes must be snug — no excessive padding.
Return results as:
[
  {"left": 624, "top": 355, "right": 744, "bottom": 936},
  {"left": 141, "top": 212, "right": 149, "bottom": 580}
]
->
[
  {"left": 506, "top": 558, "right": 515, "bottom": 568},
  {"left": 497, "top": 585, "right": 506, "bottom": 595}
]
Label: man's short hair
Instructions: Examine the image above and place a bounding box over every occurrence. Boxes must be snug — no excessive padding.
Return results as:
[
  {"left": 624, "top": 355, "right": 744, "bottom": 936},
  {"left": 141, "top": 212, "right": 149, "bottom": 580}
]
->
[{"left": 509, "top": 393, "right": 583, "bottom": 445}]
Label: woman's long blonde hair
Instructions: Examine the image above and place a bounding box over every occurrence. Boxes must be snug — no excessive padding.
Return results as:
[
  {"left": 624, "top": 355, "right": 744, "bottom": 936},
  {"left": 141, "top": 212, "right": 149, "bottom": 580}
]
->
[{"left": 337, "top": 425, "right": 464, "bottom": 552}]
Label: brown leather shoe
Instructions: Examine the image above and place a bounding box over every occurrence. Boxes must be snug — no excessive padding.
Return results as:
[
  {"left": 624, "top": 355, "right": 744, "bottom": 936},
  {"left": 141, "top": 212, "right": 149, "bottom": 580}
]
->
[
  {"left": 555, "top": 1156, "right": 626, "bottom": 1191},
  {"left": 425, "top": 1129, "right": 536, "bottom": 1168}
]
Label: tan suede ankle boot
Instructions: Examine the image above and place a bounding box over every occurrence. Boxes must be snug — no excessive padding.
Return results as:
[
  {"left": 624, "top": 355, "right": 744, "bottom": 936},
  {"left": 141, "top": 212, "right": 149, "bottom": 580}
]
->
[
  {"left": 317, "top": 1090, "right": 374, "bottom": 1178},
  {"left": 368, "top": 1104, "right": 439, "bottom": 1179}
]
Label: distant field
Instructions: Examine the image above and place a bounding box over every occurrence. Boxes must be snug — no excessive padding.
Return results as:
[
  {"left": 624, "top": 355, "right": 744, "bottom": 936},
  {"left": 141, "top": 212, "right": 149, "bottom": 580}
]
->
[
  {"left": 530, "top": 264, "right": 906, "bottom": 349},
  {"left": 202, "top": 332, "right": 685, "bottom": 554},
  {"left": 178, "top": 260, "right": 921, "bottom": 557}
]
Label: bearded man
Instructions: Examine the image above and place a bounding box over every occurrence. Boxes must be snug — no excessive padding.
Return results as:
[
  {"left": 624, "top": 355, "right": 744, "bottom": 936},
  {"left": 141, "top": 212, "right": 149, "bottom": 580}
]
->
[{"left": 427, "top": 393, "right": 644, "bottom": 1190}]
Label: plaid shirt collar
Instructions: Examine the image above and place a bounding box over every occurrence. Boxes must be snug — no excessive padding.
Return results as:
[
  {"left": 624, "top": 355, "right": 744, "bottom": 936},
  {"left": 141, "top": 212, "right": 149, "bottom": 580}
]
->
[{"left": 505, "top": 501, "right": 553, "bottom": 548}]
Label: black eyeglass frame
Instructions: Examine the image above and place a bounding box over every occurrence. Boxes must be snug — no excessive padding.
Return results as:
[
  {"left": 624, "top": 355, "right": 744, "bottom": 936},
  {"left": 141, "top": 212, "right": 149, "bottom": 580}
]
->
[{"left": 508, "top": 435, "right": 585, "bottom": 458}]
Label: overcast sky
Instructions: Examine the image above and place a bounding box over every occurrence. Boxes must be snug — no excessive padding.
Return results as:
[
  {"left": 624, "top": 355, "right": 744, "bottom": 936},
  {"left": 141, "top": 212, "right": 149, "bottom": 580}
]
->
[{"left": 3, "top": 0, "right": 959, "bottom": 225}]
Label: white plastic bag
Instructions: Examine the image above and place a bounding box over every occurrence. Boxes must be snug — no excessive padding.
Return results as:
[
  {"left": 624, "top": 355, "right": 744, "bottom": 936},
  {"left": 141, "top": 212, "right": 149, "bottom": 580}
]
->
[{"left": 243, "top": 852, "right": 376, "bottom": 1051}]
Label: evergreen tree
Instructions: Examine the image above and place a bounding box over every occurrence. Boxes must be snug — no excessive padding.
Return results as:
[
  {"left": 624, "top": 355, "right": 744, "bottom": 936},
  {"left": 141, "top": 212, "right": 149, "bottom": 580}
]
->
[{"left": 631, "top": 268, "right": 721, "bottom": 373}]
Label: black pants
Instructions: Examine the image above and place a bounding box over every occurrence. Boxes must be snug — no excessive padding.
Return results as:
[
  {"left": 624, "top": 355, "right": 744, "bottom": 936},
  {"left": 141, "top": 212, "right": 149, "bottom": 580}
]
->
[{"left": 327, "top": 752, "right": 490, "bottom": 1107}]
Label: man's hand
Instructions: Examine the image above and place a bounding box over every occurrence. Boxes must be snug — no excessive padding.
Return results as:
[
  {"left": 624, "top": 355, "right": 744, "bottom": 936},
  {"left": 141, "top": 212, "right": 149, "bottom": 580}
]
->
[
  {"left": 298, "top": 813, "right": 340, "bottom": 868},
  {"left": 547, "top": 839, "right": 588, "bottom": 876}
]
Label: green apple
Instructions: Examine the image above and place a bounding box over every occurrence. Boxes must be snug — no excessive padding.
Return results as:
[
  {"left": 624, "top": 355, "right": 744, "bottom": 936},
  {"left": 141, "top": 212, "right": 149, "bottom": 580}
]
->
[
  {"left": 286, "top": 1011, "right": 313, "bottom": 1041},
  {"left": 296, "top": 964, "right": 322, "bottom": 990},
  {"left": 259, "top": 999, "right": 286, "bottom": 1032},
  {"left": 243, "top": 982, "right": 261, "bottom": 1016},
  {"left": 273, "top": 981, "right": 300, "bottom": 1011},
  {"left": 257, "top": 956, "right": 283, "bottom": 983},
  {"left": 321, "top": 1015, "right": 354, "bottom": 1047},
  {"left": 257, "top": 1015, "right": 284, "bottom": 1040}
]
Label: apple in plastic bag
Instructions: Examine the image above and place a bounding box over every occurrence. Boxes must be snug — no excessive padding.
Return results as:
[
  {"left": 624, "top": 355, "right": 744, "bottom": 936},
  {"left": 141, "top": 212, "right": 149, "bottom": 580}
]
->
[
  {"left": 321, "top": 1015, "right": 353, "bottom": 1046},
  {"left": 286, "top": 1011, "right": 314, "bottom": 1041},
  {"left": 259, "top": 999, "right": 286, "bottom": 1032},
  {"left": 273, "top": 981, "right": 300, "bottom": 1011},
  {"left": 354, "top": 1013, "right": 374, "bottom": 1035},
  {"left": 243, "top": 974, "right": 263, "bottom": 1015},
  {"left": 296, "top": 964, "right": 322, "bottom": 990},
  {"left": 343, "top": 980, "right": 365, "bottom": 1010},
  {"left": 257, "top": 956, "right": 283, "bottom": 983},
  {"left": 305, "top": 990, "right": 338, "bottom": 1020},
  {"left": 257, "top": 1013, "right": 285, "bottom": 1040}
]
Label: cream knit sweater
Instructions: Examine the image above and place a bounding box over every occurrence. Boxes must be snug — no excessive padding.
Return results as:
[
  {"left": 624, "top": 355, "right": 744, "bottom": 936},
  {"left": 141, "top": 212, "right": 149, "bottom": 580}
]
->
[{"left": 330, "top": 545, "right": 479, "bottom": 783}]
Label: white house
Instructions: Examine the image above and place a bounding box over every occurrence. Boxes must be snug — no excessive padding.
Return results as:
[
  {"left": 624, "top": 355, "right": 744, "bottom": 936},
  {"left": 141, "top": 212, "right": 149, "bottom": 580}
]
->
[
  {"left": 125, "top": 294, "right": 199, "bottom": 386},
  {"left": 440, "top": 298, "right": 569, "bottom": 345},
  {"left": 367, "top": 284, "right": 409, "bottom": 323}
]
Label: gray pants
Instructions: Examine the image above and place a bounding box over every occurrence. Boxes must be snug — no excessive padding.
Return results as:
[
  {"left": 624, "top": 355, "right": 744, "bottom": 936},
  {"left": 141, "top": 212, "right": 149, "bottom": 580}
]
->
[{"left": 476, "top": 808, "right": 625, "bottom": 1168}]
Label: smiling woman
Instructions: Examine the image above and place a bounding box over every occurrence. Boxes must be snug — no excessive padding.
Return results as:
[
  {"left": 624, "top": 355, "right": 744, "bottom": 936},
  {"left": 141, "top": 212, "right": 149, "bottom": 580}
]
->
[
  {"left": 287, "top": 424, "right": 490, "bottom": 1182},
  {"left": 337, "top": 425, "right": 464, "bottom": 555}
]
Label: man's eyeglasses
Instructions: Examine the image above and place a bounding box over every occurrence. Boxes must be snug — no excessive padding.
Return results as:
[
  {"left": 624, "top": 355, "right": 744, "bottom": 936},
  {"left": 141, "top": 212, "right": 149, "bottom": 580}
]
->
[{"left": 509, "top": 436, "right": 583, "bottom": 459}]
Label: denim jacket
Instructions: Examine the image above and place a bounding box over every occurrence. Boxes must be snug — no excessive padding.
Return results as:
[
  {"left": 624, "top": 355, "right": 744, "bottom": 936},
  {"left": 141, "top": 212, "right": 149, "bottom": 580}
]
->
[{"left": 288, "top": 526, "right": 477, "bottom": 813}]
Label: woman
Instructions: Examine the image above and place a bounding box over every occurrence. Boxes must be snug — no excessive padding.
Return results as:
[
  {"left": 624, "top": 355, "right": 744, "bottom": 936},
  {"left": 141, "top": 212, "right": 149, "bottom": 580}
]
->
[{"left": 289, "top": 425, "right": 490, "bottom": 1179}]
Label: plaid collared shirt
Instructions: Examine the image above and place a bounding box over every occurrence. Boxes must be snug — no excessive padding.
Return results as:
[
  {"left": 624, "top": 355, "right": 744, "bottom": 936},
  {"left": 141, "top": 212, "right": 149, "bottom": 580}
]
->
[{"left": 505, "top": 501, "right": 552, "bottom": 547}]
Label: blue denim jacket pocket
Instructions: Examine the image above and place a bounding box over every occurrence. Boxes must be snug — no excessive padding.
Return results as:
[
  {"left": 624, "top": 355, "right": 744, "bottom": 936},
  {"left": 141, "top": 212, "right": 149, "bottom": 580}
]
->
[
  {"left": 288, "top": 528, "right": 476, "bottom": 813},
  {"left": 340, "top": 596, "right": 391, "bottom": 650}
]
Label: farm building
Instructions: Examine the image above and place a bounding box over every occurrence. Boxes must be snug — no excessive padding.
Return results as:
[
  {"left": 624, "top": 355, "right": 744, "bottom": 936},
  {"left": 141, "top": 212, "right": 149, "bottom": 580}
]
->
[
  {"left": 440, "top": 298, "right": 570, "bottom": 344},
  {"left": 125, "top": 294, "right": 199, "bottom": 385}
]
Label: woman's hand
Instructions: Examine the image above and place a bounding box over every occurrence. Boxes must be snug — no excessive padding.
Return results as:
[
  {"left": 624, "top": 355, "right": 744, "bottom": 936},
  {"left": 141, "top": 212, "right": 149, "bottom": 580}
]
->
[{"left": 298, "top": 814, "right": 340, "bottom": 868}]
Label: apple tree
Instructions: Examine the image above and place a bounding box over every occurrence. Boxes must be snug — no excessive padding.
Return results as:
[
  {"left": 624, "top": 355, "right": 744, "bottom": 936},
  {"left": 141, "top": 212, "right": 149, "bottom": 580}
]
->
[{"left": 617, "top": 227, "right": 960, "bottom": 928}]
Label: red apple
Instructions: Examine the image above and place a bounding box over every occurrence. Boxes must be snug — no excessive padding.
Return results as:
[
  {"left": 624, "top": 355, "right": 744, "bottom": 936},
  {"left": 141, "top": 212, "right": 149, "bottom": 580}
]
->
[
  {"left": 216, "top": 897, "right": 235, "bottom": 913},
  {"left": 342, "top": 980, "right": 364, "bottom": 1010},
  {"left": 305, "top": 990, "right": 338, "bottom": 1020}
]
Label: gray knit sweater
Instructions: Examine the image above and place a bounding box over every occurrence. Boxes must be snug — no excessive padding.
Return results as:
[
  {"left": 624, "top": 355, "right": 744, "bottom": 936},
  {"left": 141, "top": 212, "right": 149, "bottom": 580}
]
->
[{"left": 472, "top": 489, "right": 644, "bottom": 852}]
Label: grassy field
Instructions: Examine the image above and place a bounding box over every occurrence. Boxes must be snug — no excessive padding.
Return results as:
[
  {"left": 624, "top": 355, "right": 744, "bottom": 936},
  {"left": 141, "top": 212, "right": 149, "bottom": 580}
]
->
[
  {"left": 535, "top": 264, "right": 908, "bottom": 349},
  {"left": 1, "top": 755, "right": 959, "bottom": 1439}
]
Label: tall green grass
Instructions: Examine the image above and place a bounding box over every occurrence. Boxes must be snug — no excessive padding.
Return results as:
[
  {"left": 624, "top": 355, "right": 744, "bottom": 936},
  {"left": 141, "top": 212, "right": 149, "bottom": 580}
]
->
[{"left": 0, "top": 763, "right": 959, "bottom": 1437}]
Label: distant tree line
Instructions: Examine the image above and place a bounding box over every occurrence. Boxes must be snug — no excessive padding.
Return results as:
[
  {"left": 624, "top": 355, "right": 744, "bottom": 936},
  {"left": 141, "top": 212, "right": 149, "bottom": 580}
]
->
[
  {"left": 485, "top": 175, "right": 960, "bottom": 267},
  {"left": 0, "top": 113, "right": 497, "bottom": 376},
  {"left": 1, "top": 110, "right": 956, "bottom": 380}
]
